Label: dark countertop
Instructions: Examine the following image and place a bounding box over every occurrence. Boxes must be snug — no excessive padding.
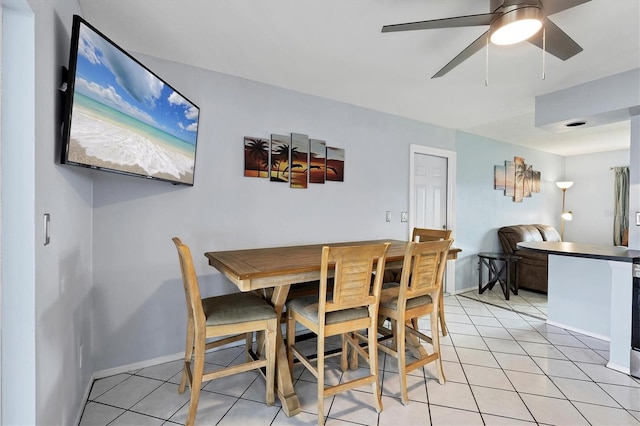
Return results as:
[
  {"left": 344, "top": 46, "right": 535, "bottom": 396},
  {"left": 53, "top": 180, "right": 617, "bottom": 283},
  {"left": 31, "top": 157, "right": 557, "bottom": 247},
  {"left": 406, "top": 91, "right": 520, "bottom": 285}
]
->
[{"left": 517, "top": 241, "right": 640, "bottom": 263}]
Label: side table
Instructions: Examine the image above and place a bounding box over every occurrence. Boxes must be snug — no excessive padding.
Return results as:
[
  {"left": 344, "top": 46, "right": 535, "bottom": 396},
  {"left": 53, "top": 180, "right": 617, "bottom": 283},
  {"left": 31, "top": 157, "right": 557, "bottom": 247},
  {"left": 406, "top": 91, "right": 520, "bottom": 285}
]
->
[{"left": 477, "top": 252, "right": 520, "bottom": 300}]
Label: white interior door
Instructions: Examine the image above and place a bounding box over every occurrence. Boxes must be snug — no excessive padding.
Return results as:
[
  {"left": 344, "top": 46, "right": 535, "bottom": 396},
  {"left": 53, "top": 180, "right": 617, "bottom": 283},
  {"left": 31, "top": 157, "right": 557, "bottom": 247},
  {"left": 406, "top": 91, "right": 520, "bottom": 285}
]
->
[
  {"left": 409, "top": 145, "right": 456, "bottom": 294},
  {"left": 413, "top": 153, "right": 447, "bottom": 230}
]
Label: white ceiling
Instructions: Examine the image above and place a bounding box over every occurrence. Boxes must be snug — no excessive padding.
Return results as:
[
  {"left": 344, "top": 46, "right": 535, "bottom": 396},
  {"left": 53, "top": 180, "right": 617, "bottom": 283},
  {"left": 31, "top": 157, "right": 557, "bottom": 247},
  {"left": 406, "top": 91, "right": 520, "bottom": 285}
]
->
[{"left": 77, "top": 0, "right": 640, "bottom": 156}]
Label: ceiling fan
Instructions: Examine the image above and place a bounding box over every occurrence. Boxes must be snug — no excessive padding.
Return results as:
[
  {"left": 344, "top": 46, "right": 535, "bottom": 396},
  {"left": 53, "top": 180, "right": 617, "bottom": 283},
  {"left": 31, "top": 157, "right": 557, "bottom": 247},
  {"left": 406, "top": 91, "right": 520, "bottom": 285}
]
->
[{"left": 382, "top": 0, "right": 590, "bottom": 78}]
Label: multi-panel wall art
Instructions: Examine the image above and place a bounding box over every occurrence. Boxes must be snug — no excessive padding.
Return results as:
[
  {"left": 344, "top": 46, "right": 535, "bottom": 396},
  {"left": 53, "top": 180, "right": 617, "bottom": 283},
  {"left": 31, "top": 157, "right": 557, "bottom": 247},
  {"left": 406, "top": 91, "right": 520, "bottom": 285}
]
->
[
  {"left": 243, "top": 133, "right": 345, "bottom": 188},
  {"left": 494, "top": 156, "right": 540, "bottom": 202}
]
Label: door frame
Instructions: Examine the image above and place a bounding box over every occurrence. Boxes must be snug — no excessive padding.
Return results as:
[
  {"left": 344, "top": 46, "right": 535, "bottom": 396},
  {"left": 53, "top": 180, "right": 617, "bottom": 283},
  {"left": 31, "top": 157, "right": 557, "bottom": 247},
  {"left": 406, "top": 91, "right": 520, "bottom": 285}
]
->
[{"left": 409, "top": 144, "right": 457, "bottom": 294}]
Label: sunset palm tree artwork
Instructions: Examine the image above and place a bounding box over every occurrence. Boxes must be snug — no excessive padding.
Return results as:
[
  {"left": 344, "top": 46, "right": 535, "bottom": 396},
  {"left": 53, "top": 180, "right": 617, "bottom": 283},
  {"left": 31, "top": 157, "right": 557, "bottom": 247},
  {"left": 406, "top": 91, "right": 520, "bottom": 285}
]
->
[
  {"left": 244, "top": 137, "right": 269, "bottom": 178},
  {"left": 270, "top": 134, "right": 290, "bottom": 183},
  {"left": 493, "top": 156, "right": 540, "bottom": 202},
  {"left": 326, "top": 146, "right": 345, "bottom": 182},
  {"left": 309, "top": 139, "right": 326, "bottom": 184},
  {"left": 290, "top": 133, "right": 309, "bottom": 189}
]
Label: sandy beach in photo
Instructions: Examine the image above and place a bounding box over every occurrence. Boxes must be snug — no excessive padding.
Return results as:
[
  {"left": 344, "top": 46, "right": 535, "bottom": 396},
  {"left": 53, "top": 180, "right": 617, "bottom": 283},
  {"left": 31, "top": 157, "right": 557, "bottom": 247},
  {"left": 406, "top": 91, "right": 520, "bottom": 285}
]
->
[
  {"left": 68, "top": 137, "right": 194, "bottom": 184},
  {"left": 68, "top": 95, "right": 196, "bottom": 185}
]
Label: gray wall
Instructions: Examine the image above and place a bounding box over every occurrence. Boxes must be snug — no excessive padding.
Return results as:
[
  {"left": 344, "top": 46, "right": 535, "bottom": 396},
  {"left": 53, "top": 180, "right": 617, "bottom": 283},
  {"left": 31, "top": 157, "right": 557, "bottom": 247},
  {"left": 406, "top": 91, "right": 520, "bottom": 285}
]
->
[
  {"left": 4, "top": 0, "right": 92, "bottom": 425},
  {"left": 90, "top": 55, "right": 460, "bottom": 371},
  {"left": 8, "top": 3, "right": 626, "bottom": 423},
  {"left": 2, "top": 1, "right": 36, "bottom": 423},
  {"left": 454, "top": 132, "right": 566, "bottom": 292},
  {"left": 565, "top": 149, "right": 630, "bottom": 245}
]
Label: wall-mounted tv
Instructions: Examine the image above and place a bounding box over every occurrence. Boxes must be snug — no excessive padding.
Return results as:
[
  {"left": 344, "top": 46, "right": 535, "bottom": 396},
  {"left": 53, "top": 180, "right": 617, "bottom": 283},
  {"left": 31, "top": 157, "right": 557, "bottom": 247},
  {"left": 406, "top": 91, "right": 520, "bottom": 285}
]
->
[{"left": 60, "top": 15, "right": 199, "bottom": 186}]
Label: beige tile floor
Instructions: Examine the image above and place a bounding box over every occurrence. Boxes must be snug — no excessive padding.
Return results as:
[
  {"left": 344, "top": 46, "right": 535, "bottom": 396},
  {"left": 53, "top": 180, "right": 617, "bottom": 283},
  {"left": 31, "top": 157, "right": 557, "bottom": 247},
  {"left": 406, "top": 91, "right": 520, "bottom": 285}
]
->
[
  {"left": 80, "top": 294, "right": 640, "bottom": 425},
  {"left": 460, "top": 285, "right": 548, "bottom": 320}
]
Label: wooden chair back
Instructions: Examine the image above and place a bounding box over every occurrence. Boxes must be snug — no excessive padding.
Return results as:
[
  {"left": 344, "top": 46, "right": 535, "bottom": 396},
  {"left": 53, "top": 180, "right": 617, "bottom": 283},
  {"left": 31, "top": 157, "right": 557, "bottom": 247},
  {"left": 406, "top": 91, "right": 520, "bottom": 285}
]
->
[
  {"left": 412, "top": 227, "right": 452, "bottom": 243},
  {"left": 399, "top": 239, "right": 452, "bottom": 303},
  {"left": 319, "top": 243, "right": 390, "bottom": 316},
  {"left": 172, "top": 237, "right": 205, "bottom": 329}
]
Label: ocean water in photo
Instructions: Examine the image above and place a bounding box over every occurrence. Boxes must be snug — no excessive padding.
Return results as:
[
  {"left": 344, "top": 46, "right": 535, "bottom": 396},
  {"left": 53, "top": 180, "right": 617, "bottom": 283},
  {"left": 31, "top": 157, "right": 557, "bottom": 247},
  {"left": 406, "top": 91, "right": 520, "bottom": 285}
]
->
[{"left": 69, "top": 93, "right": 196, "bottom": 180}]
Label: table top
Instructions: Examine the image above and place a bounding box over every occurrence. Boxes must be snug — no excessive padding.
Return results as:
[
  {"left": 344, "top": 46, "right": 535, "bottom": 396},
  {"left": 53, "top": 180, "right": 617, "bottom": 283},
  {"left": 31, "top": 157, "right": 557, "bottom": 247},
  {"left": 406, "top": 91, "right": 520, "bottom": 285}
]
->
[
  {"left": 478, "top": 252, "right": 521, "bottom": 261},
  {"left": 205, "top": 239, "right": 460, "bottom": 291},
  {"left": 517, "top": 241, "right": 640, "bottom": 263}
]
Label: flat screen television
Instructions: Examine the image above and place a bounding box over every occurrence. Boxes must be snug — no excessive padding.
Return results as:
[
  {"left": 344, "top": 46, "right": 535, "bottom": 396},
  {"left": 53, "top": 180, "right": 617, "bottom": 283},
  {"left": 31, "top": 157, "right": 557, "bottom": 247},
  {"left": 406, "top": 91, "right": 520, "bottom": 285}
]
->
[{"left": 60, "top": 15, "right": 199, "bottom": 186}]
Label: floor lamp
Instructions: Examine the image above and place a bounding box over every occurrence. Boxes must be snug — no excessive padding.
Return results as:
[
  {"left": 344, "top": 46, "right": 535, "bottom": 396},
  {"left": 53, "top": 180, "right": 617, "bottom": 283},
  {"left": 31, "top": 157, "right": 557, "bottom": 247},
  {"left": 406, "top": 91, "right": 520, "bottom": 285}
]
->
[{"left": 556, "top": 181, "right": 573, "bottom": 240}]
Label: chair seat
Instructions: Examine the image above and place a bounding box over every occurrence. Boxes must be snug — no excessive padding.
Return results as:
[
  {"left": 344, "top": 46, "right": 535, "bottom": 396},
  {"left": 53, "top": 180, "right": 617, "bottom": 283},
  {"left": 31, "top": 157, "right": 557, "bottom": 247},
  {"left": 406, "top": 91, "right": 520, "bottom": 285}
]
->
[
  {"left": 286, "top": 295, "right": 368, "bottom": 325},
  {"left": 379, "top": 287, "right": 432, "bottom": 311},
  {"left": 203, "top": 293, "right": 277, "bottom": 326}
]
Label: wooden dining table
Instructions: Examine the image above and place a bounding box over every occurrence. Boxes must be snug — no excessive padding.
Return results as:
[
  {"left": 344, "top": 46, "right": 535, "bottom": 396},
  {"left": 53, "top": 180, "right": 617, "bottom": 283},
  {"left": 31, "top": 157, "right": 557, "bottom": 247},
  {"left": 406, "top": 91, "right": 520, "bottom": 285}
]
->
[{"left": 204, "top": 239, "right": 460, "bottom": 416}]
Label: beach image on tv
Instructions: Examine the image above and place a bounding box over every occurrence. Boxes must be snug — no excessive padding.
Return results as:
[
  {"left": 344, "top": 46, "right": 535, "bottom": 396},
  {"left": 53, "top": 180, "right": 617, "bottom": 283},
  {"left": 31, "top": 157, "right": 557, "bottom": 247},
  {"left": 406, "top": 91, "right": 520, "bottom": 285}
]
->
[{"left": 68, "top": 21, "right": 199, "bottom": 185}]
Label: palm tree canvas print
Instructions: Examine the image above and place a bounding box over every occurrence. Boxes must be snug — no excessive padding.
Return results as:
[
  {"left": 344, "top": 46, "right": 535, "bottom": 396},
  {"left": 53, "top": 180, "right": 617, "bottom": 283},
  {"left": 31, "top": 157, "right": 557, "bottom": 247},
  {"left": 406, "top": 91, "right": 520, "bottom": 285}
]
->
[
  {"left": 270, "top": 134, "right": 290, "bottom": 183},
  {"left": 309, "top": 139, "right": 326, "bottom": 184},
  {"left": 514, "top": 156, "right": 525, "bottom": 202},
  {"left": 494, "top": 165, "right": 505, "bottom": 190},
  {"left": 290, "top": 133, "right": 309, "bottom": 189},
  {"left": 244, "top": 137, "right": 269, "bottom": 178},
  {"left": 326, "top": 147, "right": 345, "bottom": 182},
  {"left": 494, "top": 157, "right": 540, "bottom": 202}
]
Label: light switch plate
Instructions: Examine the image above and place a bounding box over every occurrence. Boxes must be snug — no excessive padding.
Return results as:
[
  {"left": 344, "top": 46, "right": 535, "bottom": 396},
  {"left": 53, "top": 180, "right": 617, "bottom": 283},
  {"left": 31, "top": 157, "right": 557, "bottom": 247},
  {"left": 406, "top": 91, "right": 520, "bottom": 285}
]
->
[
  {"left": 636, "top": 211, "right": 640, "bottom": 226},
  {"left": 386, "top": 211, "right": 391, "bottom": 222},
  {"left": 44, "top": 213, "right": 50, "bottom": 245},
  {"left": 401, "top": 212, "right": 408, "bottom": 222}
]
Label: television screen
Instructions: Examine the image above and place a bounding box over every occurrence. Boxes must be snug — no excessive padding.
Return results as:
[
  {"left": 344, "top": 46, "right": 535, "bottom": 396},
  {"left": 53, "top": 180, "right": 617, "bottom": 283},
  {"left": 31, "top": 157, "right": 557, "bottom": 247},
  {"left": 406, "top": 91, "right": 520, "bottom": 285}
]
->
[{"left": 61, "top": 15, "right": 199, "bottom": 185}]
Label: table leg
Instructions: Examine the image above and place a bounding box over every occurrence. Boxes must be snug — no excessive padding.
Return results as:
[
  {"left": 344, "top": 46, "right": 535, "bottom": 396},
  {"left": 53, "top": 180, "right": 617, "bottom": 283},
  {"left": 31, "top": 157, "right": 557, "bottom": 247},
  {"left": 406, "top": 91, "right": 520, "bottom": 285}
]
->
[
  {"left": 478, "top": 257, "right": 484, "bottom": 293},
  {"left": 404, "top": 319, "right": 429, "bottom": 359},
  {"left": 269, "top": 285, "right": 301, "bottom": 417}
]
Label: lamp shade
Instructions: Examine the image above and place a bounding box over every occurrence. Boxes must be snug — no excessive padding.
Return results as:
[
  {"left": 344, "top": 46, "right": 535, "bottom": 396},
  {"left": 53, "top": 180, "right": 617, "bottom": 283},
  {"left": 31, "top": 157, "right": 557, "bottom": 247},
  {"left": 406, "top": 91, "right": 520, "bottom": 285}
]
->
[
  {"left": 556, "top": 181, "right": 574, "bottom": 190},
  {"left": 490, "top": 7, "right": 543, "bottom": 45}
]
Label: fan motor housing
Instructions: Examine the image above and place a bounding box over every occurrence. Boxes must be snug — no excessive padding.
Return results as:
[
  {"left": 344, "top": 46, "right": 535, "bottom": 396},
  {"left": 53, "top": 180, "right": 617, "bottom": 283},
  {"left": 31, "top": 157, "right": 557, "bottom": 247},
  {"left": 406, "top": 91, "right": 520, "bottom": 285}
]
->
[{"left": 491, "top": 0, "right": 542, "bottom": 13}]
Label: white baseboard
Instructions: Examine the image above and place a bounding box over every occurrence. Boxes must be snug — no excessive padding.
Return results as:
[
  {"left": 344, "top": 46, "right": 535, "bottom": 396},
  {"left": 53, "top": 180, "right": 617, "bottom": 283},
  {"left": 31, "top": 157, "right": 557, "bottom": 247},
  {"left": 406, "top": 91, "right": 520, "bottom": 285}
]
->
[
  {"left": 447, "top": 285, "right": 475, "bottom": 296},
  {"left": 93, "top": 350, "right": 185, "bottom": 380},
  {"left": 606, "top": 361, "right": 631, "bottom": 376},
  {"left": 546, "top": 320, "right": 610, "bottom": 342}
]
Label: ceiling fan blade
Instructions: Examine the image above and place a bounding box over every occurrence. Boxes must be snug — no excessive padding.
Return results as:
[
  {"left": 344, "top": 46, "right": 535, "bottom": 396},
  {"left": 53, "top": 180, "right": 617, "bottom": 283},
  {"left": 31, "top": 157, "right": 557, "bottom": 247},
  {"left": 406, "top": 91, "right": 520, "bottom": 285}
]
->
[
  {"left": 382, "top": 13, "right": 499, "bottom": 33},
  {"left": 540, "top": 0, "right": 591, "bottom": 16},
  {"left": 432, "top": 30, "right": 489, "bottom": 78},
  {"left": 528, "top": 17, "right": 583, "bottom": 60}
]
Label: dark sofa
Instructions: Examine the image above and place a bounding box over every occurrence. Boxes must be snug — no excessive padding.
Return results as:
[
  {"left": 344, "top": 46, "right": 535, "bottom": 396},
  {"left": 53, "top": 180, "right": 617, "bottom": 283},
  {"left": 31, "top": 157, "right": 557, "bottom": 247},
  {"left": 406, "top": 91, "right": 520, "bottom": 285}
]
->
[{"left": 497, "top": 224, "right": 562, "bottom": 293}]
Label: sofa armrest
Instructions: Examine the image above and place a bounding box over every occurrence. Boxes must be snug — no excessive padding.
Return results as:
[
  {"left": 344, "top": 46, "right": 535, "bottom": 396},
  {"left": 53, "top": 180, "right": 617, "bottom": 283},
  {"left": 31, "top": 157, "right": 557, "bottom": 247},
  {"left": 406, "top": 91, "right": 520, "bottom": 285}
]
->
[{"left": 498, "top": 225, "right": 544, "bottom": 255}]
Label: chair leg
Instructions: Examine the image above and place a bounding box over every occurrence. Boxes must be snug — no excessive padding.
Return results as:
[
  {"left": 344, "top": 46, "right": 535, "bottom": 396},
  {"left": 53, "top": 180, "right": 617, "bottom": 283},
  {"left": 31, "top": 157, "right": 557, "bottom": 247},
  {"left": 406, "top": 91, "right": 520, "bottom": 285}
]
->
[
  {"left": 186, "top": 338, "right": 205, "bottom": 426},
  {"left": 265, "top": 320, "right": 277, "bottom": 406},
  {"left": 439, "top": 289, "right": 447, "bottom": 336},
  {"left": 431, "top": 310, "right": 446, "bottom": 385},
  {"left": 368, "top": 320, "right": 383, "bottom": 413},
  {"left": 317, "top": 333, "right": 326, "bottom": 426},
  {"left": 179, "top": 320, "right": 195, "bottom": 394},
  {"left": 246, "top": 332, "right": 254, "bottom": 362},
  {"left": 348, "top": 332, "right": 358, "bottom": 370},
  {"left": 390, "top": 319, "right": 398, "bottom": 348},
  {"left": 397, "top": 316, "right": 409, "bottom": 405},
  {"left": 340, "top": 334, "right": 349, "bottom": 372}
]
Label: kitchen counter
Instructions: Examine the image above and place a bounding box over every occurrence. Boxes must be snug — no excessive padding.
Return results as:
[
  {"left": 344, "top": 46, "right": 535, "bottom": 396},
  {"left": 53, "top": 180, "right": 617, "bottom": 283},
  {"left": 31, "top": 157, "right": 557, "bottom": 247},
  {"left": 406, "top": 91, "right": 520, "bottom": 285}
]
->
[{"left": 516, "top": 241, "right": 635, "bottom": 374}]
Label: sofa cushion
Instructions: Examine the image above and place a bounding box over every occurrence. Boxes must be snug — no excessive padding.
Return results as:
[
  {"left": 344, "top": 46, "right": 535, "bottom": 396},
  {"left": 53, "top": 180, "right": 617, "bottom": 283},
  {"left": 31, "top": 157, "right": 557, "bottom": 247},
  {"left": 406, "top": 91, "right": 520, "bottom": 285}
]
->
[{"left": 534, "top": 224, "right": 562, "bottom": 242}]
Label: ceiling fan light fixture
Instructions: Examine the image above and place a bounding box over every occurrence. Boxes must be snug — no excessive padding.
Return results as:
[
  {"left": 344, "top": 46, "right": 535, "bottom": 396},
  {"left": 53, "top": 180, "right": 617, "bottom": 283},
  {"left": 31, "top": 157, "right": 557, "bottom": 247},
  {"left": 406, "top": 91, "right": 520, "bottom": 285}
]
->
[{"left": 490, "top": 6, "right": 543, "bottom": 46}]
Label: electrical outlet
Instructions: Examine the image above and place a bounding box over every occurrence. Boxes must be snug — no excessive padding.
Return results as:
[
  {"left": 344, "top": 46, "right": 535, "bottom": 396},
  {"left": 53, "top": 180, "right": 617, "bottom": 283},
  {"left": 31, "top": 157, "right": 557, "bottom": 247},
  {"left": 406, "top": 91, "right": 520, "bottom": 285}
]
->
[
  {"left": 385, "top": 211, "right": 391, "bottom": 222},
  {"left": 401, "top": 212, "right": 408, "bottom": 222}
]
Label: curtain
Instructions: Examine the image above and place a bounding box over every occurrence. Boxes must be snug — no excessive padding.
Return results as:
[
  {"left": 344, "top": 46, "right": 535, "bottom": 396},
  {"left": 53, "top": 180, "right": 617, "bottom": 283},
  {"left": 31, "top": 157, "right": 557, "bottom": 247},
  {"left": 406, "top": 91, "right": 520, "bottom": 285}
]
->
[{"left": 613, "top": 166, "right": 629, "bottom": 246}]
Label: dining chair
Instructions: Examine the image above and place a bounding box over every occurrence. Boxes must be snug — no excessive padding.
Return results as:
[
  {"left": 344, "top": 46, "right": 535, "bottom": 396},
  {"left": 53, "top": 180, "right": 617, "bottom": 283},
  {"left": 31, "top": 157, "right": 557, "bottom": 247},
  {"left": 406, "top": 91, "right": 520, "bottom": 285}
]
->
[
  {"left": 172, "top": 237, "right": 278, "bottom": 426},
  {"left": 286, "top": 242, "right": 390, "bottom": 426},
  {"left": 377, "top": 239, "right": 452, "bottom": 405},
  {"left": 383, "top": 227, "right": 452, "bottom": 336},
  {"left": 412, "top": 228, "right": 452, "bottom": 336}
]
